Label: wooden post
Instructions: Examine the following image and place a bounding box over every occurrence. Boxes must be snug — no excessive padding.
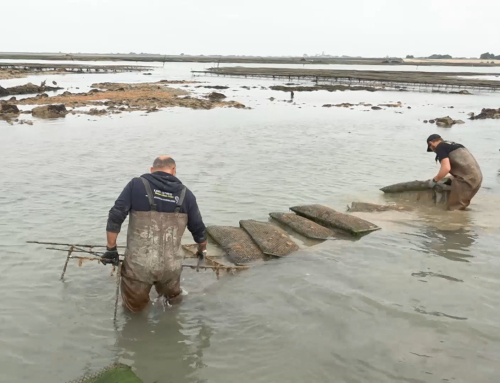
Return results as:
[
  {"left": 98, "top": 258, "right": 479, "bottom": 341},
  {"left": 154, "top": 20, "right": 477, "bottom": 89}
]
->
[
  {"left": 113, "top": 263, "right": 122, "bottom": 323},
  {"left": 60, "top": 245, "right": 74, "bottom": 281}
]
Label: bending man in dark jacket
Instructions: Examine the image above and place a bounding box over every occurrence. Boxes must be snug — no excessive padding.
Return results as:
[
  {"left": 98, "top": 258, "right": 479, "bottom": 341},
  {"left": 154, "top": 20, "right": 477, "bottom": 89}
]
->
[
  {"left": 104, "top": 155, "right": 207, "bottom": 312},
  {"left": 426, "top": 134, "right": 483, "bottom": 210}
]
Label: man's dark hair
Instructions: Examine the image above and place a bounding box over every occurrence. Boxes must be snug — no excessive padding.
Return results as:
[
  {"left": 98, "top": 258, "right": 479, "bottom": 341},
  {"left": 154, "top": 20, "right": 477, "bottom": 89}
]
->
[{"left": 152, "top": 157, "right": 176, "bottom": 169}]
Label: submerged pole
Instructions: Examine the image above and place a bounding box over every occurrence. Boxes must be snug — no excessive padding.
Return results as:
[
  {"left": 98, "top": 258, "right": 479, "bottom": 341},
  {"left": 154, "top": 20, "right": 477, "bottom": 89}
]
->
[
  {"left": 28, "top": 240, "right": 125, "bottom": 248},
  {"left": 60, "top": 246, "right": 74, "bottom": 281},
  {"left": 114, "top": 263, "right": 122, "bottom": 323}
]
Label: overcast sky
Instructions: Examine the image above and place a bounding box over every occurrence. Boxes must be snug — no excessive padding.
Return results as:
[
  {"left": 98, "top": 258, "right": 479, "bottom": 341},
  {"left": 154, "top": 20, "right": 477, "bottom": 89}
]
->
[{"left": 4, "top": 0, "right": 499, "bottom": 57}]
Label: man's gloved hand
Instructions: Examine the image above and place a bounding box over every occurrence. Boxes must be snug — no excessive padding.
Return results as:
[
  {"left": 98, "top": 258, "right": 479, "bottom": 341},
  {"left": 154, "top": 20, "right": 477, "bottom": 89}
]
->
[
  {"left": 196, "top": 250, "right": 207, "bottom": 261},
  {"left": 427, "top": 179, "right": 438, "bottom": 188},
  {"left": 196, "top": 250, "right": 207, "bottom": 272},
  {"left": 101, "top": 246, "right": 119, "bottom": 266},
  {"left": 435, "top": 180, "right": 453, "bottom": 192}
]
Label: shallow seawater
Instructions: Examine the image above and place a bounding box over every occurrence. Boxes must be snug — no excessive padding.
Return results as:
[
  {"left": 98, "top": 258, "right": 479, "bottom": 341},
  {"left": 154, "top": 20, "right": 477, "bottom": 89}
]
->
[{"left": 0, "top": 62, "right": 499, "bottom": 383}]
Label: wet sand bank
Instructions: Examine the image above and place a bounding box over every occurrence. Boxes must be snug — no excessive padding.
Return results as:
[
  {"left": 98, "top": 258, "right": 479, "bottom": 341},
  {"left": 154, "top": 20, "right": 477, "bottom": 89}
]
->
[{"left": 0, "top": 81, "right": 245, "bottom": 124}]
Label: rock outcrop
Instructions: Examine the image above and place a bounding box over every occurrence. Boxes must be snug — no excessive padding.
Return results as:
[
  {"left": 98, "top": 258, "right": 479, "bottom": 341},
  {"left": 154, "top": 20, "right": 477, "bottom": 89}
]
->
[
  {"left": 0, "top": 104, "right": 20, "bottom": 115},
  {"left": 0, "top": 104, "right": 21, "bottom": 124},
  {"left": 323, "top": 103, "right": 356, "bottom": 108},
  {"left": 5, "top": 83, "right": 62, "bottom": 96},
  {"left": 10, "top": 82, "right": 246, "bottom": 115},
  {"left": 435, "top": 116, "right": 455, "bottom": 126},
  {"left": 469, "top": 108, "right": 500, "bottom": 120},
  {"left": 196, "top": 85, "right": 229, "bottom": 90},
  {"left": 208, "top": 92, "right": 226, "bottom": 101},
  {"left": 87, "top": 108, "right": 107, "bottom": 116},
  {"left": 434, "top": 116, "right": 465, "bottom": 126},
  {"left": 0, "top": 86, "right": 9, "bottom": 97},
  {"left": 32, "top": 104, "right": 68, "bottom": 118}
]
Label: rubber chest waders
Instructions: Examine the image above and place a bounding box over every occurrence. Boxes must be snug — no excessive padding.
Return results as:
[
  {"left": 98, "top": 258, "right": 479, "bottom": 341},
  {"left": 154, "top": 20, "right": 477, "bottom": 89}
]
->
[
  {"left": 121, "top": 177, "right": 188, "bottom": 311},
  {"left": 447, "top": 147, "right": 483, "bottom": 210}
]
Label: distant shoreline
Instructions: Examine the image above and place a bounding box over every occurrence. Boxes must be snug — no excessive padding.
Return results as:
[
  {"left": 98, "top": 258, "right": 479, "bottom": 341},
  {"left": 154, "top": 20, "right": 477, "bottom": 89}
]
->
[{"left": 0, "top": 52, "right": 498, "bottom": 67}]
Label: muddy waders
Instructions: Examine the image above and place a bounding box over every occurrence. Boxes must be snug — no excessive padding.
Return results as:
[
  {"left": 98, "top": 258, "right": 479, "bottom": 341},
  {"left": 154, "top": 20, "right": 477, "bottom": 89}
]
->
[
  {"left": 447, "top": 148, "right": 483, "bottom": 210},
  {"left": 121, "top": 177, "right": 188, "bottom": 312}
]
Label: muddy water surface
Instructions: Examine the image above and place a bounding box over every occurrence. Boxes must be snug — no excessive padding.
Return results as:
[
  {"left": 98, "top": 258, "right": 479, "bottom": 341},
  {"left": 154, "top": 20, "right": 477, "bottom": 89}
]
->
[{"left": 1, "top": 62, "right": 499, "bottom": 383}]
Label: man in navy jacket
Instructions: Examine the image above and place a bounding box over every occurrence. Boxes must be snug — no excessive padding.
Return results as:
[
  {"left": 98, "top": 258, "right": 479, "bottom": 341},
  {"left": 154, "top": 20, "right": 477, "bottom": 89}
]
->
[{"left": 104, "top": 155, "right": 207, "bottom": 311}]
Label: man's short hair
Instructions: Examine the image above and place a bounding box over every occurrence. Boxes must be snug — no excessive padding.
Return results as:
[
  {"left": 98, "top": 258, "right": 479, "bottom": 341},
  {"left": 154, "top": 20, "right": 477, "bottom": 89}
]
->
[{"left": 152, "top": 157, "right": 176, "bottom": 169}]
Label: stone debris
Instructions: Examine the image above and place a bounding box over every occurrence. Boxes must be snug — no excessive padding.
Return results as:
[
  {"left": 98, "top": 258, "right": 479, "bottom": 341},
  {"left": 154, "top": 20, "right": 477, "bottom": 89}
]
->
[
  {"left": 195, "top": 85, "right": 229, "bottom": 89},
  {"left": 7, "top": 82, "right": 246, "bottom": 116},
  {"left": 0, "top": 104, "right": 21, "bottom": 124},
  {"left": 16, "top": 119, "right": 34, "bottom": 125},
  {"left": 32, "top": 104, "right": 68, "bottom": 118},
  {"left": 87, "top": 108, "right": 107, "bottom": 116},
  {"left": 379, "top": 102, "right": 403, "bottom": 107},
  {"left": 207, "top": 92, "right": 227, "bottom": 101},
  {"left": 433, "top": 116, "right": 465, "bottom": 126},
  {"left": 0, "top": 104, "right": 20, "bottom": 115},
  {"left": 323, "top": 103, "right": 356, "bottom": 108},
  {"left": 347, "top": 202, "right": 412, "bottom": 212},
  {"left": 3, "top": 82, "right": 62, "bottom": 96},
  {"left": 469, "top": 108, "right": 500, "bottom": 120}
]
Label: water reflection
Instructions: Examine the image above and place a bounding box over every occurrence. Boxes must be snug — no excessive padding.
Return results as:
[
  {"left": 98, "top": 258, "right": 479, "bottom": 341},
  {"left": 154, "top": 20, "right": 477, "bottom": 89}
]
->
[
  {"left": 413, "top": 306, "right": 468, "bottom": 320},
  {"left": 117, "top": 308, "right": 212, "bottom": 383},
  {"left": 421, "top": 213, "right": 477, "bottom": 263},
  {"left": 411, "top": 271, "right": 464, "bottom": 282}
]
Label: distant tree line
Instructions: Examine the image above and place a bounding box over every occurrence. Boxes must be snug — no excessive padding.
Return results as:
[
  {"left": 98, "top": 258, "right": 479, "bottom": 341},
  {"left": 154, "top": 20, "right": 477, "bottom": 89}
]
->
[
  {"left": 480, "top": 52, "right": 500, "bottom": 59},
  {"left": 405, "top": 54, "right": 452, "bottom": 59},
  {"left": 427, "top": 54, "right": 452, "bottom": 59}
]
